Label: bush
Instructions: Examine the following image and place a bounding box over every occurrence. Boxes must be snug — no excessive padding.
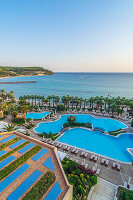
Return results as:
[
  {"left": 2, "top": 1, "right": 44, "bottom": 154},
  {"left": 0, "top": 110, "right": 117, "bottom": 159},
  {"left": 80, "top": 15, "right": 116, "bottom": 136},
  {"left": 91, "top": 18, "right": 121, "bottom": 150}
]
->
[
  {"left": 90, "top": 174, "right": 98, "bottom": 185},
  {"left": 56, "top": 104, "right": 66, "bottom": 111},
  {"left": 23, "top": 171, "right": 55, "bottom": 200},
  {"left": 131, "top": 120, "right": 133, "bottom": 127},
  {"left": 117, "top": 186, "right": 133, "bottom": 200},
  {"left": 61, "top": 158, "right": 97, "bottom": 199}
]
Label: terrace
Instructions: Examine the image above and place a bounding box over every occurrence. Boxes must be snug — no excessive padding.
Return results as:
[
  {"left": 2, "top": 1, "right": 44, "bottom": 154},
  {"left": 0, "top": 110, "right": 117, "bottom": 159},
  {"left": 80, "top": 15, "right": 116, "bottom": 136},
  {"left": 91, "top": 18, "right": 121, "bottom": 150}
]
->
[{"left": 0, "top": 132, "right": 72, "bottom": 200}]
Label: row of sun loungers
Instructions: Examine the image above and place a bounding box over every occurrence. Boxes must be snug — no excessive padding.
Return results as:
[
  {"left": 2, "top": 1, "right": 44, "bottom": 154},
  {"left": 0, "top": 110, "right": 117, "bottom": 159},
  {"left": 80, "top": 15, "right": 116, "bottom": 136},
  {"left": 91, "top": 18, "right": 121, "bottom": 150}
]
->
[{"left": 112, "top": 162, "right": 121, "bottom": 171}]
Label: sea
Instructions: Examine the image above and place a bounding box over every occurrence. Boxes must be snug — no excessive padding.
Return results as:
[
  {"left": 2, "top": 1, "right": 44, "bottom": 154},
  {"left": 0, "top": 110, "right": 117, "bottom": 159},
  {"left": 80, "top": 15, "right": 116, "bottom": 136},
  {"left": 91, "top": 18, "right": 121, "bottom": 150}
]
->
[{"left": 0, "top": 73, "right": 133, "bottom": 99}]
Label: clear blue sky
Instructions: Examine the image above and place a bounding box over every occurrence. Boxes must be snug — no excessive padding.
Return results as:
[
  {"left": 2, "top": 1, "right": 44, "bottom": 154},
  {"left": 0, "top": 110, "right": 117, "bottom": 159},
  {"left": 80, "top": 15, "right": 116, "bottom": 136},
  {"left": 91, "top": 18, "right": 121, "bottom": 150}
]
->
[{"left": 0, "top": 0, "right": 133, "bottom": 72}]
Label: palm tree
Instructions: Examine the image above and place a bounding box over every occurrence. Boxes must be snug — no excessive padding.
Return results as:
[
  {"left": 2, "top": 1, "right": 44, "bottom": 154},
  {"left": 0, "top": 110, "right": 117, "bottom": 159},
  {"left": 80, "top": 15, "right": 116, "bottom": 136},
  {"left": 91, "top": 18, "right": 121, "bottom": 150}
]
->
[
  {"left": 0, "top": 102, "right": 8, "bottom": 117},
  {"left": 47, "top": 96, "right": 52, "bottom": 107},
  {"left": 79, "top": 97, "right": 83, "bottom": 109},
  {"left": 3, "top": 124, "right": 17, "bottom": 132},
  {"left": 34, "top": 95, "right": 37, "bottom": 106},
  {"left": 0, "top": 89, "right": 5, "bottom": 101},
  {"left": 66, "top": 95, "right": 71, "bottom": 109},
  {"left": 70, "top": 96, "right": 75, "bottom": 109},
  {"left": 10, "top": 91, "right": 14, "bottom": 100},
  {"left": 110, "top": 103, "right": 117, "bottom": 117},
  {"left": 31, "top": 95, "right": 34, "bottom": 105},
  {"left": 20, "top": 104, "right": 30, "bottom": 122},
  {"left": 89, "top": 97, "right": 94, "bottom": 109}
]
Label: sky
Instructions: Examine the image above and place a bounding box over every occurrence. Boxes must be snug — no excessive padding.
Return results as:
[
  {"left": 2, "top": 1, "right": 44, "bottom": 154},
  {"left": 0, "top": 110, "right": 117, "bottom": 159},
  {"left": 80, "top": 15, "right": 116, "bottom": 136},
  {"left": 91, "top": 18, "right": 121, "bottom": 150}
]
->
[{"left": 0, "top": 0, "right": 133, "bottom": 72}]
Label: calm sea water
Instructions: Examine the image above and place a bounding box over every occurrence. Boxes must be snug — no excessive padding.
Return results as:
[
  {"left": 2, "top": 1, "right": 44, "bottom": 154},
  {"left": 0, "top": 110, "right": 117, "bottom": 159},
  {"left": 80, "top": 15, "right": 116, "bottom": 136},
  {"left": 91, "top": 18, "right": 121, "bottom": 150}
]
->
[{"left": 0, "top": 73, "right": 133, "bottom": 99}]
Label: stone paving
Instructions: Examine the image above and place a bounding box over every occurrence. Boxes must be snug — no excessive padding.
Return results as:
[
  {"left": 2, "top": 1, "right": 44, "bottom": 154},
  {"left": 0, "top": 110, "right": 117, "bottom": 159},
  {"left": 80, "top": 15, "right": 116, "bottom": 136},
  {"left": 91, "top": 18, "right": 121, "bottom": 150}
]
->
[{"left": 90, "top": 178, "right": 117, "bottom": 200}]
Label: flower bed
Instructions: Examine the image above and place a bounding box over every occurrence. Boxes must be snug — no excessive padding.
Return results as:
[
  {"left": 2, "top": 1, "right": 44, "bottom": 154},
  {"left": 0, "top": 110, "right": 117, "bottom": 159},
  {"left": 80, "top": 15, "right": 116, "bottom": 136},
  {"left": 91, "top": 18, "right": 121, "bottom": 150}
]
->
[
  {"left": 0, "top": 141, "right": 29, "bottom": 161},
  {"left": 0, "top": 145, "right": 41, "bottom": 181},
  {"left": 23, "top": 171, "right": 55, "bottom": 200},
  {"left": 61, "top": 158, "right": 97, "bottom": 200}
]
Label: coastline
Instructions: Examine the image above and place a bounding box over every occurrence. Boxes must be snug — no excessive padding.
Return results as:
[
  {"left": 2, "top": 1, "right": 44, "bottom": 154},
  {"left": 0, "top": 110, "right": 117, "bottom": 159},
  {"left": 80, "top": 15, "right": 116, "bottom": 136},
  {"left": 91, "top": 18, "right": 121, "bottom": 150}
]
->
[{"left": 0, "top": 73, "right": 54, "bottom": 80}]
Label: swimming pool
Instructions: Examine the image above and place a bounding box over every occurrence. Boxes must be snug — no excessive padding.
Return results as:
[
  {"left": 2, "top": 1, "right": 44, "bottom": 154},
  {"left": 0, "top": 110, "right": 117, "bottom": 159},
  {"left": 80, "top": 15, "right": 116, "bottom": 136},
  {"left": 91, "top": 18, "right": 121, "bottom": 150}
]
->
[
  {"left": 58, "top": 128, "right": 133, "bottom": 162},
  {"left": 35, "top": 114, "right": 127, "bottom": 134},
  {"left": 25, "top": 112, "right": 50, "bottom": 119}
]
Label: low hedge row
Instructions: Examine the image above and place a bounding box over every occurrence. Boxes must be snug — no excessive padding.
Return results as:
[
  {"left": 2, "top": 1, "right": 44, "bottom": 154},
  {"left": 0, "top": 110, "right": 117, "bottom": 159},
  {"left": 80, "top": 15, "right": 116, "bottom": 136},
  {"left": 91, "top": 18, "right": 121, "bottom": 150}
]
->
[
  {"left": 0, "top": 145, "right": 41, "bottom": 181},
  {"left": 0, "top": 141, "right": 30, "bottom": 161},
  {"left": 23, "top": 171, "right": 55, "bottom": 200},
  {"left": 117, "top": 186, "right": 133, "bottom": 200},
  {"left": 0, "top": 137, "right": 20, "bottom": 150}
]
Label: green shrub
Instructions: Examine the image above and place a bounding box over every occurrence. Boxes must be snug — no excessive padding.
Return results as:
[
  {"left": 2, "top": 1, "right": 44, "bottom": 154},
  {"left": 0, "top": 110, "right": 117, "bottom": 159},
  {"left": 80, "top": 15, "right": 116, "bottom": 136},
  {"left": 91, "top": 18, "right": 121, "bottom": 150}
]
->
[
  {"left": 131, "top": 120, "right": 133, "bottom": 127},
  {"left": 56, "top": 104, "right": 66, "bottom": 111},
  {"left": 0, "top": 145, "right": 41, "bottom": 181},
  {"left": 117, "top": 186, "right": 133, "bottom": 200},
  {"left": 90, "top": 174, "right": 97, "bottom": 185},
  {"left": 0, "top": 137, "right": 20, "bottom": 150},
  {"left": 23, "top": 171, "right": 55, "bottom": 200}
]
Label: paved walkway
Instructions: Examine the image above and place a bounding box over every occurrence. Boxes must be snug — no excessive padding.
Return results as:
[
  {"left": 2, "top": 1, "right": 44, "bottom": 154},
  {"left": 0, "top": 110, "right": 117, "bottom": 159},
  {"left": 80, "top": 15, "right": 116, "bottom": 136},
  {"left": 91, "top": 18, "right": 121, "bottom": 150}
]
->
[{"left": 90, "top": 178, "right": 117, "bottom": 200}]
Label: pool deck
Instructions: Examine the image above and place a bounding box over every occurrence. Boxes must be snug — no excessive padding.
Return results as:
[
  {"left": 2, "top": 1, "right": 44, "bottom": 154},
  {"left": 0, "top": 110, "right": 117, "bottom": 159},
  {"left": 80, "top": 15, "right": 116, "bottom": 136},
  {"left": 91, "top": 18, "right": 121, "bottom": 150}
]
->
[{"left": 0, "top": 132, "right": 73, "bottom": 200}]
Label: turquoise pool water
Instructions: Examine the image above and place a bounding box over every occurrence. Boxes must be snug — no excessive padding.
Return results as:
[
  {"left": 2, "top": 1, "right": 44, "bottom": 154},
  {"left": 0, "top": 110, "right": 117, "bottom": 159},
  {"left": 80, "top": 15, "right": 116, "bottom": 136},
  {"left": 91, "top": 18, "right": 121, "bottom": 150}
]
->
[
  {"left": 25, "top": 112, "right": 50, "bottom": 119},
  {"left": 58, "top": 128, "right": 133, "bottom": 162},
  {"left": 35, "top": 114, "right": 127, "bottom": 134}
]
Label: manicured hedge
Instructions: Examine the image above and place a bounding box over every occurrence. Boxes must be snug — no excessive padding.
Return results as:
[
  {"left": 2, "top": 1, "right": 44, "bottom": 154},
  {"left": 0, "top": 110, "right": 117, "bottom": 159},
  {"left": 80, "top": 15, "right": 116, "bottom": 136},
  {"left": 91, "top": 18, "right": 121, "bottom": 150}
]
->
[
  {"left": 0, "top": 145, "right": 41, "bottom": 181},
  {"left": 0, "top": 141, "right": 29, "bottom": 161},
  {"left": 0, "top": 137, "right": 20, "bottom": 150},
  {"left": 117, "top": 186, "right": 133, "bottom": 200},
  {"left": 23, "top": 171, "right": 55, "bottom": 200}
]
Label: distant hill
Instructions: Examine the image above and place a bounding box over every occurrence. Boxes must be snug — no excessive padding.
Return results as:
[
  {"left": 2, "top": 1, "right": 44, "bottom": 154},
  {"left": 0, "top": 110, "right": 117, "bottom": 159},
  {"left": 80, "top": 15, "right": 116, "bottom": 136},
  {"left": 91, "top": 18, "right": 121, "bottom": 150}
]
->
[{"left": 0, "top": 66, "right": 54, "bottom": 77}]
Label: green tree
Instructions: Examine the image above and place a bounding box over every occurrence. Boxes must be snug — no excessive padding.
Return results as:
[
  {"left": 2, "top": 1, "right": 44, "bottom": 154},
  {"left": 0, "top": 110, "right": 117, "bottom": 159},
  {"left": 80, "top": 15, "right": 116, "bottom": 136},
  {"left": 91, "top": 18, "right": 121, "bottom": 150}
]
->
[
  {"left": 3, "top": 124, "right": 17, "bottom": 132},
  {"left": 67, "top": 115, "right": 76, "bottom": 125}
]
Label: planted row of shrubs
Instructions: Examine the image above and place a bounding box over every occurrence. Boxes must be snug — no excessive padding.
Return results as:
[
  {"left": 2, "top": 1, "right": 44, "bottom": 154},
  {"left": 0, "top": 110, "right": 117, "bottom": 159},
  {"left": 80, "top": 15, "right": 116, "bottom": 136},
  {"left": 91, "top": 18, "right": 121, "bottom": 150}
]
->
[
  {"left": 63, "top": 121, "right": 92, "bottom": 129},
  {"left": 0, "top": 145, "right": 41, "bottom": 181},
  {"left": 23, "top": 171, "right": 55, "bottom": 200},
  {"left": 0, "top": 141, "right": 29, "bottom": 161},
  {"left": 117, "top": 186, "right": 133, "bottom": 200},
  {"left": 0, "top": 137, "right": 20, "bottom": 150}
]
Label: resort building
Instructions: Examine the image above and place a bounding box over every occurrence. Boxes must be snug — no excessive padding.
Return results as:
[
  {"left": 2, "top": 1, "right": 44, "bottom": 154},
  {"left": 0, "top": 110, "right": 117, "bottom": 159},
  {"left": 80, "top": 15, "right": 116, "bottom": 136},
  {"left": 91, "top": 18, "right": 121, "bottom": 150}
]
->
[{"left": 0, "top": 131, "right": 73, "bottom": 200}]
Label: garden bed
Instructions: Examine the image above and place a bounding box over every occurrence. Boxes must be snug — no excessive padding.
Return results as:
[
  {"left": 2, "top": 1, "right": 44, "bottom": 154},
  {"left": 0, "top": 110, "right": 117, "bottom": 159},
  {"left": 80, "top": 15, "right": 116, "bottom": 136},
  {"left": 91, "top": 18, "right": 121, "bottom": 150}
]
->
[
  {"left": 0, "top": 137, "right": 20, "bottom": 150},
  {"left": 0, "top": 145, "right": 41, "bottom": 181},
  {"left": 23, "top": 171, "right": 55, "bottom": 200},
  {"left": 61, "top": 158, "right": 97, "bottom": 200},
  {"left": 0, "top": 141, "right": 29, "bottom": 161}
]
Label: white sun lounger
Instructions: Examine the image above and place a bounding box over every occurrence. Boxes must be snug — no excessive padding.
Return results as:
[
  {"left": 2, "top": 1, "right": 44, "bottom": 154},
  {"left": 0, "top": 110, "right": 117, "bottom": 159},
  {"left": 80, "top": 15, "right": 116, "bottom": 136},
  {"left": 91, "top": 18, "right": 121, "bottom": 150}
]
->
[
  {"left": 66, "top": 146, "right": 71, "bottom": 151},
  {"left": 63, "top": 145, "right": 68, "bottom": 150},
  {"left": 101, "top": 158, "right": 105, "bottom": 164},
  {"left": 112, "top": 162, "right": 116, "bottom": 169},
  {"left": 51, "top": 141, "right": 55, "bottom": 145},
  {"left": 74, "top": 149, "right": 79, "bottom": 154},
  {"left": 71, "top": 148, "right": 76, "bottom": 153},
  {"left": 117, "top": 164, "right": 121, "bottom": 171},
  {"left": 83, "top": 152, "right": 88, "bottom": 158},
  {"left": 58, "top": 143, "right": 63, "bottom": 148},
  {"left": 85, "top": 163, "right": 88, "bottom": 169},
  {"left": 90, "top": 154, "right": 94, "bottom": 160},
  {"left": 94, "top": 156, "right": 98, "bottom": 162},
  {"left": 105, "top": 159, "right": 109, "bottom": 166},
  {"left": 96, "top": 168, "right": 100, "bottom": 175},
  {"left": 80, "top": 151, "right": 85, "bottom": 156},
  {"left": 92, "top": 167, "right": 96, "bottom": 172}
]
